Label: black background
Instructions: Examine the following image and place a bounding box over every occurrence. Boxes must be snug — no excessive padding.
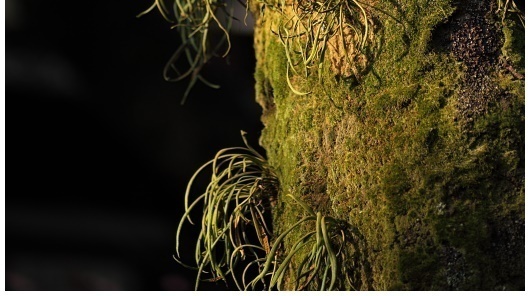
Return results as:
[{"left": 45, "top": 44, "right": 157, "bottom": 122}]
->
[{"left": 5, "top": 0, "right": 262, "bottom": 290}]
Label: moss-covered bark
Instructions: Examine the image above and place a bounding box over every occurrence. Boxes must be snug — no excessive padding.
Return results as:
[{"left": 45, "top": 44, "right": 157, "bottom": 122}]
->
[{"left": 251, "top": 0, "right": 524, "bottom": 290}]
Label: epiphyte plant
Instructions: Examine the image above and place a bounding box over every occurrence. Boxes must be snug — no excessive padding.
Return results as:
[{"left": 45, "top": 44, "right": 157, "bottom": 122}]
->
[
  {"left": 138, "top": 0, "right": 249, "bottom": 104},
  {"left": 263, "top": 0, "right": 375, "bottom": 95},
  {"left": 249, "top": 193, "right": 349, "bottom": 291},
  {"left": 139, "top": 0, "right": 380, "bottom": 99},
  {"left": 173, "top": 130, "right": 350, "bottom": 290},
  {"left": 174, "top": 130, "right": 279, "bottom": 290}
]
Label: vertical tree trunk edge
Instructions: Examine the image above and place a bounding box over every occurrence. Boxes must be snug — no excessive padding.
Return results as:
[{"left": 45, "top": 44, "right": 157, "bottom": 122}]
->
[{"left": 251, "top": 0, "right": 524, "bottom": 290}]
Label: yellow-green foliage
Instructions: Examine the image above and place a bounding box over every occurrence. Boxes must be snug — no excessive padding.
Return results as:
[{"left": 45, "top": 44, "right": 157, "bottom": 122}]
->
[{"left": 253, "top": 0, "right": 524, "bottom": 290}]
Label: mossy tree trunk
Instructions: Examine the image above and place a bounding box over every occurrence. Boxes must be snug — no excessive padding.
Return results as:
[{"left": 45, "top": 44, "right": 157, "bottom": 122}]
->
[{"left": 250, "top": 0, "right": 524, "bottom": 290}]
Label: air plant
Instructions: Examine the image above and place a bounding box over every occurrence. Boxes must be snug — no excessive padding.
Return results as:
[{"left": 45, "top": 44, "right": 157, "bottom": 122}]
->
[
  {"left": 269, "top": 0, "right": 373, "bottom": 95},
  {"left": 140, "top": 0, "right": 378, "bottom": 100},
  {"left": 138, "top": 0, "right": 248, "bottom": 104},
  {"left": 174, "top": 131, "right": 278, "bottom": 290},
  {"left": 249, "top": 193, "right": 349, "bottom": 291},
  {"left": 173, "top": 129, "right": 351, "bottom": 290}
]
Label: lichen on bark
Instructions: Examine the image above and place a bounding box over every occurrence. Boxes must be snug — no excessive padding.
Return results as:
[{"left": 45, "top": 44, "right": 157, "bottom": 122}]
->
[{"left": 251, "top": 0, "right": 524, "bottom": 290}]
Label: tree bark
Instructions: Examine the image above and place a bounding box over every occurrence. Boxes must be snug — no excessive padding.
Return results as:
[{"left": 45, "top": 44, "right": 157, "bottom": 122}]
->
[{"left": 251, "top": 0, "right": 524, "bottom": 290}]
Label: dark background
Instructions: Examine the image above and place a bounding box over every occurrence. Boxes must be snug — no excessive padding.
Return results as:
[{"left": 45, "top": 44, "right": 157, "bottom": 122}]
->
[{"left": 5, "top": 0, "right": 262, "bottom": 290}]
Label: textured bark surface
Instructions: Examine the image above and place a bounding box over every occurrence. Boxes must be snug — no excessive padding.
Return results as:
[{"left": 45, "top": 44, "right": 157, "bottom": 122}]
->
[{"left": 251, "top": 0, "right": 524, "bottom": 290}]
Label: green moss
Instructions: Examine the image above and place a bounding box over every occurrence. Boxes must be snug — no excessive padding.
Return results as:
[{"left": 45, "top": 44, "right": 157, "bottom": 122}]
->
[
  {"left": 253, "top": 0, "right": 524, "bottom": 290},
  {"left": 265, "top": 39, "right": 289, "bottom": 102},
  {"left": 501, "top": 19, "right": 525, "bottom": 70}
]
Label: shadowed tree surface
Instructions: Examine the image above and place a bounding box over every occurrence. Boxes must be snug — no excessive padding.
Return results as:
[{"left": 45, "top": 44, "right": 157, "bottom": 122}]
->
[{"left": 250, "top": 0, "right": 524, "bottom": 290}]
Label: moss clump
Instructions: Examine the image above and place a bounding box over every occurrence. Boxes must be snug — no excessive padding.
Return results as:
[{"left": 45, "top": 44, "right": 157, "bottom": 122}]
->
[{"left": 253, "top": 0, "right": 524, "bottom": 290}]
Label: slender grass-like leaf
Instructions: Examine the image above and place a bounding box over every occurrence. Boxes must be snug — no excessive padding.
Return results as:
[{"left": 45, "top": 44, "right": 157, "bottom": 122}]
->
[
  {"left": 138, "top": 0, "right": 246, "bottom": 103},
  {"left": 175, "top": 131, "right": 278, "bottom": 289}
]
